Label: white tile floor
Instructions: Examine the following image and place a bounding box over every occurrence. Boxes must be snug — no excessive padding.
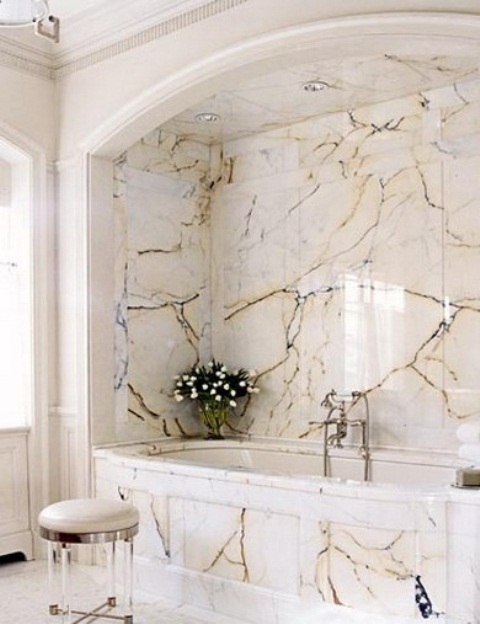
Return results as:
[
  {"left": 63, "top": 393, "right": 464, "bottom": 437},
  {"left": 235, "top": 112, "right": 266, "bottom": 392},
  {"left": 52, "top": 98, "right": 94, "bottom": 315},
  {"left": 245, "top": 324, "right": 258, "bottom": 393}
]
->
[
  {"left": 0, "top": 556, "right": 422, "bottom": 624},
  {"left": 0, "top": 557, "right": 248, "bottom": 624}
]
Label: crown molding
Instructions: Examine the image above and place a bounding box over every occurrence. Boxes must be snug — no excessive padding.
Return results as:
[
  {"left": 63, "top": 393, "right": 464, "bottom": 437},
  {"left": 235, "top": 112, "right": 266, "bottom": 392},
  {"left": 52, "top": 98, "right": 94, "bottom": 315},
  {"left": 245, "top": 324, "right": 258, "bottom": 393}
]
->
[
  {"left": 0, "top": 34, "right": 53, "bottom": 79},
  {"left": 0, "top": 0, "right": 250, "bottom": 81},
  {"left": 52, "top": 0, "right": 214, "bottom": 67},
  {"left": 55, "top": 0, "right": 250, "bottom": 78}
]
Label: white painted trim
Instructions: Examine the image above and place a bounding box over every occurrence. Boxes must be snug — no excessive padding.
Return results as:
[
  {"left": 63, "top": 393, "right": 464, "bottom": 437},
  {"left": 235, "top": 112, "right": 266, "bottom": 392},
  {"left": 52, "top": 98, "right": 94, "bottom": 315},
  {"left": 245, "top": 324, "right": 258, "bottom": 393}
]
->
[
  {"left": 88, "top": 156, "right": 116, "bottom": 447},
  {"left": 55, "top": 0, "right": 250, "bottom": 77},
  {"left": 54, "top": 0, "right": 250, "bottom": 70},
  {"left": 48, "top": 409, "right": 77, "bottom": 501},
  {"left": 48, "top": 406, "right": 78, "bottom": 417},
  {"left": 76, "top": 152, "right": 92, "bottom": 499},
  {"left": 28, "top": 147, "right": 50, "bottom": 554},
  {"left": 0, "top": 44, "right": 53, "bottom": 80}
]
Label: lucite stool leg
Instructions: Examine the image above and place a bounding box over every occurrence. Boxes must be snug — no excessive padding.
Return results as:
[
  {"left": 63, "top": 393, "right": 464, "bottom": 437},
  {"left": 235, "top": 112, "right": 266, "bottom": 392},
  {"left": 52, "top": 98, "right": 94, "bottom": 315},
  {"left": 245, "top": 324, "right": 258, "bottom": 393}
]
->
[
  {"left": 107, "top": 541, "right": 117, "bottom": 607},
  {"left": 123, "top": 538, "right": 134, "bottom": 623},
  {"left": 47, "top": 541, "right": 60, "bottom": 615},
  {"left": 60, "top": 543, "right": 72, "bottom": 623}
]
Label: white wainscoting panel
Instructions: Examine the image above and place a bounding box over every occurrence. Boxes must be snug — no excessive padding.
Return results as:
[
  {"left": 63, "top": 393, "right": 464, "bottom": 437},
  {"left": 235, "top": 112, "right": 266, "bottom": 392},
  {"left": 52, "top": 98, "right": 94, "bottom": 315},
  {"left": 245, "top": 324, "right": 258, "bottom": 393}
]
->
[{"left": 0, "top": 429, "right": 32, "bottom": 559}]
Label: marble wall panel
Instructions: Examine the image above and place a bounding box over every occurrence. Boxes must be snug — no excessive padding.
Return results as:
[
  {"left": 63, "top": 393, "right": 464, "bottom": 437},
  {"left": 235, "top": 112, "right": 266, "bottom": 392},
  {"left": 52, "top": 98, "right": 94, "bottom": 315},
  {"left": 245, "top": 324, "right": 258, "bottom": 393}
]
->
[
  {"left": 220, "top": 104, "right": 448, "bottom": 445},
  {"left": 114, "top": 131, "right": 211, "bottom": 439},
  {"left": 443, "top": 157, "right": 480, "bottom": 424}
]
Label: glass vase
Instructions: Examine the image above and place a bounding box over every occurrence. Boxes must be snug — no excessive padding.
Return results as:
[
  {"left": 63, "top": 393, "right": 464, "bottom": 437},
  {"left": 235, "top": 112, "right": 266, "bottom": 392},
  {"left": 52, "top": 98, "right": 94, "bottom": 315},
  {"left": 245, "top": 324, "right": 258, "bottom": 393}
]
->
[{"left": 198, "top": 401, "right": 229, "bottom": 440}]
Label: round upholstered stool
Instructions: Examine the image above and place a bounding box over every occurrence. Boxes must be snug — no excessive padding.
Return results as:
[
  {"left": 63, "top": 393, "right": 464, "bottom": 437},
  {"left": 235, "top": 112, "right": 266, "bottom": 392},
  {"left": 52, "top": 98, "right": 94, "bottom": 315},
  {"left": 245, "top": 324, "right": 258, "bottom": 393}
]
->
[{"left": 38, "top": 498, "right": 139, "bottom": 624}]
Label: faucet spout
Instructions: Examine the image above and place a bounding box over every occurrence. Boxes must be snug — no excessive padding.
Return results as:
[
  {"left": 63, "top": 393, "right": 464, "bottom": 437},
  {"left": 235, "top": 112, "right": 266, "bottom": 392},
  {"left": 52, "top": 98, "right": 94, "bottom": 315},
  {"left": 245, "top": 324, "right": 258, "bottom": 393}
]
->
[{"left": 327, "top": 429, "right": 347, "bottom": 448}]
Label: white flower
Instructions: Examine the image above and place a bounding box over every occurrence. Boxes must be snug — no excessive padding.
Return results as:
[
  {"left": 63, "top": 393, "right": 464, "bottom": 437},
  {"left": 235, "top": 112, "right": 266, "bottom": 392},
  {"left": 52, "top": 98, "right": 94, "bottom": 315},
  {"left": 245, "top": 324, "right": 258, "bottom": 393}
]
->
[
  {"left": 174, "top": 394, "right": 184, "bottom": 402},
  {"left": 221, "top": 365, "right": 227, "bottom": 372},
  {"left": 182, "top": 375, "right": 189, "bottom": 380},
  {"left": 208, "top": 361, "right": 213, "bottom": 367},
  {"left": 191, "top": 392, "right": 198, "bottom": 399},
  {"left": 187, "top": 381, "right": 193, "bottom": 386},
  {"left": 230, "top": 390, "right": 236, "bottom": 396},
  {"left": 229, "top": 400, "right": 237, "bottom": 407},
  {"left": 202, "top": 384, "right": 208, "bottom": 390},
  {"left": 215, "top": 395, "right": 222, "bottom": 402},
  {"left": 210, "top": 389, "right": 216, "bottom": 395},
  {"left": 247, "top": 387, "right": 253, "bottom": 393},
  {"left": 239, "top": 381, "right": 246, "bottom": 387},
  {"left": 224, "top": 383, "right": 230, "bottom": 390},
  {"left": 195, "top": 367, "right": 200, "bottom": 373}
]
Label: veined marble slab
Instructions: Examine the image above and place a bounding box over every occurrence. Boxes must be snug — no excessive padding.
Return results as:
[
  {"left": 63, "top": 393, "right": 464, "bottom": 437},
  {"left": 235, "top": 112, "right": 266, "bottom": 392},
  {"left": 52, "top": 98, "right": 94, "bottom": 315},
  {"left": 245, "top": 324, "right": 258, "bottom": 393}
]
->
[{"left": 113, "top": 71, "right": 480, "bottom": 455}]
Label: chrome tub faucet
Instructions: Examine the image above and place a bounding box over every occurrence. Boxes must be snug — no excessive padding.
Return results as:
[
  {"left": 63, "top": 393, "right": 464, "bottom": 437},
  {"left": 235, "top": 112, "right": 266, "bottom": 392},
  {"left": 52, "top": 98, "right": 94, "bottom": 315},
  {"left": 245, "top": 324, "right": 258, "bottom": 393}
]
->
[{"left": 320, "top": 389, "right": 371, "bottom": 481}]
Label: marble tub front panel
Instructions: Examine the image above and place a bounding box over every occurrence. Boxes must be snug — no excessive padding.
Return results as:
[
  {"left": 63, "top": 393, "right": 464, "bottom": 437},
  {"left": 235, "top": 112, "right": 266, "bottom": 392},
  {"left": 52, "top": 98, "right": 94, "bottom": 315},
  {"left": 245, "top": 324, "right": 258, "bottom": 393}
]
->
[{"left": 93, "top": 441, "right": 459, "bottom": 623}]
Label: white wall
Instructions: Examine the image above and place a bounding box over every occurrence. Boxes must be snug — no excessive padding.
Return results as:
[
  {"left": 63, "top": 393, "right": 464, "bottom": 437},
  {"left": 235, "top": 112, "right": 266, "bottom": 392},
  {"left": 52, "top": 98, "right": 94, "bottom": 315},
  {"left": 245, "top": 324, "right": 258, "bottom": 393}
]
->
[{"left": 0, "top": 65, "right": 55, "bottom": 158}]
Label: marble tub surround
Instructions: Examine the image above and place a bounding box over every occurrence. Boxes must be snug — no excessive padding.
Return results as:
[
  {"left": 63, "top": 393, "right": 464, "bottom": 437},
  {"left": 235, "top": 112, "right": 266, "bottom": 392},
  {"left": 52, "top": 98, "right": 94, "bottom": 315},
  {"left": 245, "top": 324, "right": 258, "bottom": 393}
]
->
[
  {"left": 94, "top": 438, "right": 480, "bottom": 623},
  {"left": 114, "top": 65, "right": 480, "bottom": 457}
]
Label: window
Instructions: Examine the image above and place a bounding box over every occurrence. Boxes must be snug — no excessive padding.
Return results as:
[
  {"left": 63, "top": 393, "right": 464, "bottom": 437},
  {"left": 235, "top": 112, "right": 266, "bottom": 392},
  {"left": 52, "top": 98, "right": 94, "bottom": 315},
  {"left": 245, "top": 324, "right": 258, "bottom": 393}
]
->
[{"left": 0, "top": 152, "right": 32, "bottom": 428}]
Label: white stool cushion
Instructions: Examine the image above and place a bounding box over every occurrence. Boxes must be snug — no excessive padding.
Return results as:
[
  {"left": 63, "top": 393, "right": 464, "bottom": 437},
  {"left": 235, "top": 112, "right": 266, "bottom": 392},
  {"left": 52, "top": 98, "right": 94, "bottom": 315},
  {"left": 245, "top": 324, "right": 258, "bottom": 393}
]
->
[{"left": 38, "top": 499, "right": 139, "bottom": 535}]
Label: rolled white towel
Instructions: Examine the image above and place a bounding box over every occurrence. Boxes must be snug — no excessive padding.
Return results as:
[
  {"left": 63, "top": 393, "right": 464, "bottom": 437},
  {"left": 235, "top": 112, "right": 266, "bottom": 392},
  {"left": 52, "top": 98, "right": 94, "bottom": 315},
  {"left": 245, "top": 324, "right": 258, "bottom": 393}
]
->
[
  {"left": 456, "top": 423, "right": 480, "bottom": 444},
  {"left": 458, "top": 443, "right": 480, "bottom": 465}
]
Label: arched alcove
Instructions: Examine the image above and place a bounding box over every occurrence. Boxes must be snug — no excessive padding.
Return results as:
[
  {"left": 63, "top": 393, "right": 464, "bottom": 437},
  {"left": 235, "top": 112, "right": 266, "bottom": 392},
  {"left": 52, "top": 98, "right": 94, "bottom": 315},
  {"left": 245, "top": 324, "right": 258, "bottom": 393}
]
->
[{"left": 83, "top": 13, "right": 480, "bottom": 452}]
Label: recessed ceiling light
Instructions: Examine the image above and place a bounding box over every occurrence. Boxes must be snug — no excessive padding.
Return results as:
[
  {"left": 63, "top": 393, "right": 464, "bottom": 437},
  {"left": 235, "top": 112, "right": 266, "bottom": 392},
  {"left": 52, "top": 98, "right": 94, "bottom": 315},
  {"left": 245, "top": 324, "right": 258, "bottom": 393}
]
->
[
  {"left": 302, "top": 80, "right": 329, "bottom": 92},
  {"left": 195, "top": 112, "right": 221, "bottom": 123}
]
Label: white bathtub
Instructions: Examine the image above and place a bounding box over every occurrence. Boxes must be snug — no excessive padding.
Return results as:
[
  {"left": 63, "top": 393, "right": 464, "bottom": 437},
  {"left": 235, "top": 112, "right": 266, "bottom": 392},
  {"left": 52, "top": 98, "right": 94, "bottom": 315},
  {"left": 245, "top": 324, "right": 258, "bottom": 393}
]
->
[
  {"left": 93, "top": 437, "right": 480, "bottom": 624},
  {"left": 125, "top": 437, "right": 456, "bottom": 485}
]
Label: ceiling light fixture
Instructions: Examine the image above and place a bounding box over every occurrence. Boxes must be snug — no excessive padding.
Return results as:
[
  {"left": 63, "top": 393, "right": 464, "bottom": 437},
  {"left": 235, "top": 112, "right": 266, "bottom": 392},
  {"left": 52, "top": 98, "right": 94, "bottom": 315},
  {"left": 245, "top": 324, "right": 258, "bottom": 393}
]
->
[
  {"left": 195, "top": 112, "right": 221, "bottom": 123},
  {"left": 302, "top": 80, "right": 329, "bottom": 92},
  {"left": 0, "top": 0, "right": 59, "bottom": 42}
]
